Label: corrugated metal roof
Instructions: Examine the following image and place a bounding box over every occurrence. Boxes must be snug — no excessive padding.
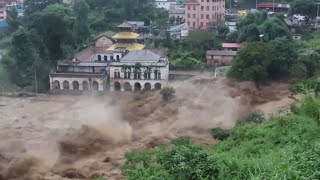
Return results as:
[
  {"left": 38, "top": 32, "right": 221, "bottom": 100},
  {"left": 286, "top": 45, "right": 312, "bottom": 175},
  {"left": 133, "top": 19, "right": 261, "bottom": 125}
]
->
[
  {"left": 206, "top": 50, "right": 237, "bottom": 56},
  {"left": 121, "top": 50, "right": 161, "bottom": 62},
  {"left": 117, "top": 20, "right": 132, "bottom": 28}
]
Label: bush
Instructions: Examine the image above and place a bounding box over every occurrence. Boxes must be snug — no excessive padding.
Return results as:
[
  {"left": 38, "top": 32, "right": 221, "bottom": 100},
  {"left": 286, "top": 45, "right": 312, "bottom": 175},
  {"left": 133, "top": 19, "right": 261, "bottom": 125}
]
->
[
  {"left": 170, "top": 136, "right": 191, "bottom": 146},
  {"left": 211, "top": 128, "right": 230, "bottom": 140},
  {"left": 157, "top": 142, "right": 219, "bottom": 180},
  {"left": 299, "top": 95, "right": 320, "bottom": 124},
  {"left": 242, "top": 110, "right": 265, "bottom": 123},
  {"left": 160, "top": 87, "right": 175, "bottom": 101},
  {"left": 170, "top": 57, "right": 203, "bottom": 69}
]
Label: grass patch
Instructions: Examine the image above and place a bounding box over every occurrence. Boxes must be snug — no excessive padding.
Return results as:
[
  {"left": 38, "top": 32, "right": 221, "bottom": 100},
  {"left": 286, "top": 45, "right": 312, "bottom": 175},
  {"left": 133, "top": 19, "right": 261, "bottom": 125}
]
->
[{"left": 122, "top": 95, "right": 320, "bottom": 179}]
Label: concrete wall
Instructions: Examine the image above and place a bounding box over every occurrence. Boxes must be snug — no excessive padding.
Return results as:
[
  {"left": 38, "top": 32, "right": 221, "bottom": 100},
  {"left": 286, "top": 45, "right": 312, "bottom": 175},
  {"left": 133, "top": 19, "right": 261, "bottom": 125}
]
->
[
  {"left": 207, "top": 55, "right": 234, "bottom": 66},
  {"left": 50, "top": 77, "right": 106, "bottom": 91}
]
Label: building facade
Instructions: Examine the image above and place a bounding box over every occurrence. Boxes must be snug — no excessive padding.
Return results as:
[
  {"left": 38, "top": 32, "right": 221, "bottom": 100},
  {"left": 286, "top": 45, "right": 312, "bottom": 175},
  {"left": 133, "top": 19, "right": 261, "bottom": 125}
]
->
[
  {"left": 50, "top": 21, "right": 169, "bottom": 92},
  {"left": 109, "top": 49, "right": 169, "bottom": 92},
  {"left": 206, "top": 50, "right": 237, "bottom": 66},
  {"left": 185, "top": 0, "right": 225, "bottom": 29}
]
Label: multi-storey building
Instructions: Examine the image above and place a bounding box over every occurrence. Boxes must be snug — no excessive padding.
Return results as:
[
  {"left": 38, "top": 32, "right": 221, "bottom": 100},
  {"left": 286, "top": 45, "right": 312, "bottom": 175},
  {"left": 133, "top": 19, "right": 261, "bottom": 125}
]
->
[{"left": 185, "top": 0, "right": 225, "bottom": 29}]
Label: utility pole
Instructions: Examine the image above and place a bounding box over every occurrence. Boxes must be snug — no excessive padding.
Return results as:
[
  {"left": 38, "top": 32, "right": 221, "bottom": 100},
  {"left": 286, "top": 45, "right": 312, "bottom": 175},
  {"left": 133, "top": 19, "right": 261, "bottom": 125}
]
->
[{"left": 273, "top": 0, "right": 275, "bottom": 12}]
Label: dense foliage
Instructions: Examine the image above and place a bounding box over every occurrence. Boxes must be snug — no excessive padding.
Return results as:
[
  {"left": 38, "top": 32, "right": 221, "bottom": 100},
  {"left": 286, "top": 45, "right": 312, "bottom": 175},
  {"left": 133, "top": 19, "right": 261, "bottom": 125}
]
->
[
  {"left": 123, "top": 95, "right": 320, "bottom": 179},
  {"left": 1, "top": 0, "right": 168, "bottom": 92},
  {"left": 228, "top": 37, "right": 319, "bottom": 87},
  {"left": 290, "top": 0, "right": 317, "bottom": 20},
  {"left": 236, "top": 12, "right": 292, "bottom": 43}
]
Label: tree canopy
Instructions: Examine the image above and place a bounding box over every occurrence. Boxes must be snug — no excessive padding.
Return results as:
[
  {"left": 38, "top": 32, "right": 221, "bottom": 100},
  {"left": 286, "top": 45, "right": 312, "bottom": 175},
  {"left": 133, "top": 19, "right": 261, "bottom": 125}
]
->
[
  {"left": 237, "top": 12, "right": 292, "bottom": 43},
  {"left": 290, "top": 0, "right": 317, "bottom": 19}
]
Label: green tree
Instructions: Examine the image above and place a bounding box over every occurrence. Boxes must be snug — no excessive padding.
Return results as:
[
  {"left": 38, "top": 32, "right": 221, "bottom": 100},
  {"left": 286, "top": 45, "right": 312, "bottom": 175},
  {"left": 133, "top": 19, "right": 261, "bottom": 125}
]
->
[
  {"left": 237, "top": 12, "right": 291, "bottom": 42},
  {"left": 290, "top": 0, "right": 317, "bottom": 21},
  {"left": 217, "top": 23, "right": 230, "bottom": 38},
  {"left": 184, "top": 30, "right": 219, "bottom": 58},
  {"left": 6, "top": 8, "right": 20, "bottom": 31},
  {"left": 31, "top": 4, "right": 75, "bottom": 63},
  {"left": 228, "top": 42, "right": 271, "bottom": 88},
  {"left": 24, "top": 0, "right": 61, "bottom": 15},
  {"left": 268, "top": 37, "right": 299, "bottom": 79},
  {"left": 73, "top": 0, "right": 90, "bottom": 47},
  {"left": 3, "top": 28, "right": 41, "bottom": 88}
]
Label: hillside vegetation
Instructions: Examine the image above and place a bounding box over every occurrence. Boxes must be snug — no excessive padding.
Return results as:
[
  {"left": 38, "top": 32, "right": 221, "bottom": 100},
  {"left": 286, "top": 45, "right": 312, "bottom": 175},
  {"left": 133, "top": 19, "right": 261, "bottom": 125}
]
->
[{"left": 123, "top": 95, "right": 320, "bottom": 179}]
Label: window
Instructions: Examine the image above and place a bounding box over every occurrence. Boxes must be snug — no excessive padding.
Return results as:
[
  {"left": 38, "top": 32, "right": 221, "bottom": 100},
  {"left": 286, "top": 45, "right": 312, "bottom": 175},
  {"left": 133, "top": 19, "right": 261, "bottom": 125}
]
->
[
  {"left": 206, "top": 6, "right": 209, "bottom": 11},
  {"left": 193, "top": 14, "right": 196, "bottom": 18},
  {"left": 193, "top": 5, "right": 196, "bottom": 10},
  {"left": 188, "top": 13, "right": 190, "bottom": 18},
  {"left": 192, "top": 22, "right": 196, "bottom": 28},
  {"left": 206, "top": 14, "right": 209, "bottom": 19},
  {"left": 200, "top": 22, "right": 203, "bottom": 27},
  {"left": 201, "top": 6, "right": 204, "bottom": 10},
  {"left": 201, "top": 14, "right": 204, "bottom": 19},
  {"left": 187, "top": 21, "right": 190, "bottom": 26},
  {"left": 188, "top": 5, "right": 190, "bottom": 10}
]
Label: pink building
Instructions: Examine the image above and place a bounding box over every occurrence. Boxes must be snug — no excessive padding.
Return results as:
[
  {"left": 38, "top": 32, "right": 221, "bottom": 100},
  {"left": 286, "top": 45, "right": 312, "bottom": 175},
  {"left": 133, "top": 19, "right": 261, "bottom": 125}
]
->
[{"left": 185, "top": 0, "right": 225, "bottom": 29}]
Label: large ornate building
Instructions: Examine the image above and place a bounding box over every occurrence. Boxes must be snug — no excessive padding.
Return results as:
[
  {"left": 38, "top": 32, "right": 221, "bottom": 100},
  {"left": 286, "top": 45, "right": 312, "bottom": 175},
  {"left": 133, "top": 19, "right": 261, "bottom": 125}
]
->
[
  {"left": 49, "top": 21, "right": 169, "bottom": 92},
  {"left": 109, "top": 49, "right": 169, "bottom": 91}
]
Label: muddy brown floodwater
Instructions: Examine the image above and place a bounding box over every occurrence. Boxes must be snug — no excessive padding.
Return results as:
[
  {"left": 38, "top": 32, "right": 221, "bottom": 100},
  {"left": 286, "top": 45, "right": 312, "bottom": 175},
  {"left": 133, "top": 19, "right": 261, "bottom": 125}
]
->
[{"left": 0, "top": 77, "right": 294, "bottom": 180}]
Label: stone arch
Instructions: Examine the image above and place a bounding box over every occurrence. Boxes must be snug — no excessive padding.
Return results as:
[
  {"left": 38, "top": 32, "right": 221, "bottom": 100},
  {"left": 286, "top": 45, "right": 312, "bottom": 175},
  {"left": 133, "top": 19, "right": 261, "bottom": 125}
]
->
[
  {"left": 98, "top": 55, "right": 102, "bottom": 61},
  {"left": 83, "top": 81, "right": 89, "bottom": 91},
  {"left": 63, "top": 81, "right": 70, "bottom": 90},
  {"left": 124, "top": 82, "right": 132, "bottom": 91},
  {"left": 114, "top": 82, "right": 121, "bottom": 91},
  {"left": 92, "top": 81, "right": 99, "bottom": 91},
  {"left": 155, "top": 83, "right": 161, "bottom": 90},
  {"left": 144, "top": 83, "right": 151, "bottom": 90},
  {"left": 72, "top": 81, "right": 79, "bottom": 90},
  {"left": 134, "top": 82, "right": 141, "bottom": 91},
  {"left": 53, "top": 80, "right": 60, "bottom": 90}
]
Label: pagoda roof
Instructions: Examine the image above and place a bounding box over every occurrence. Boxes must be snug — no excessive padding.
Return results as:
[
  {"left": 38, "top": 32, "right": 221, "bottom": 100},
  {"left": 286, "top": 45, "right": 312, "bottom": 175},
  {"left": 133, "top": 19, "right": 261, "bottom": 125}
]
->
[
  {"left": 117, "top": 20, "right": 132, "bottom": 28},
  {"left": 107, "top": 43, "right": 145, "bottom": 52},
  {"left": 112, "top": 32, "right": 140, "bottom": 40}
]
